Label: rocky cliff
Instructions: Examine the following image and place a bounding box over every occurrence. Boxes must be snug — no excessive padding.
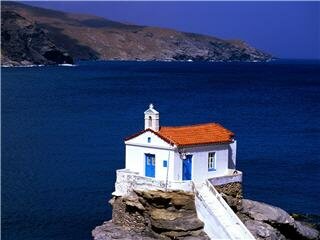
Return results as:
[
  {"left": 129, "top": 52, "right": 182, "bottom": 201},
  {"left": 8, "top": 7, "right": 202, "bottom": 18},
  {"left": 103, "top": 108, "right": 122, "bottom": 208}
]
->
[
  {"left": 1, "top": 2, "right": 272, "bottom": 66},
  {"left": 92, "top": 185, "right": 319, "bottom": 240},
  {"left": 215, "top": 182, "right": 319, "bottom": 240},
  {"left": 93, "top": 190, "right": 209, "bottom": 240},
  {"left": 238, "top": 199, "right": 319, "bottom": 240}
]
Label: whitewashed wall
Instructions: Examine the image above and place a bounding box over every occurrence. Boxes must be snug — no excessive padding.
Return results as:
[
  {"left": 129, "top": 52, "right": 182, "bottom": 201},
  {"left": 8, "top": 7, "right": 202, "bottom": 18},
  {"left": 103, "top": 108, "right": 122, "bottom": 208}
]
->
[
  {"left": 125, "top": 131, "right": 175, "bottom": 181},
  {"left": 113, "top": 169, "right": 194, "bottom": 197},
  {"left": 228, "top": 140, "right": 237, "bottom": 169},
  {"left": 125, "top": 130, "right": 171, "bottom": 148},
  {"left": 125, "top": 130, "right": 235, "bottom": 183},
  {"left": 173, "top": 144, "right": 230, "bottom": 183}
]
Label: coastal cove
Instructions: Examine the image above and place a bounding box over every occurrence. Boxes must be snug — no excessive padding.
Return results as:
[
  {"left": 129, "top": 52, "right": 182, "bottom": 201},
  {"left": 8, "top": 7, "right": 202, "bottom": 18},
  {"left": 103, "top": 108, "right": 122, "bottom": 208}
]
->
[{"left": 2, "top": 60, "right": 320, "bottom": 240}]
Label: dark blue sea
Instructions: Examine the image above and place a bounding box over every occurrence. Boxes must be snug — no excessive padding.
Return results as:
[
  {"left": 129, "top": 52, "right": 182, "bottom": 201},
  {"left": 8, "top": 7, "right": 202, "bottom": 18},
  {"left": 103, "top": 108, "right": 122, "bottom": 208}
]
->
[{"left": 2, "top": 60, "right": 320, "bottom": 240}]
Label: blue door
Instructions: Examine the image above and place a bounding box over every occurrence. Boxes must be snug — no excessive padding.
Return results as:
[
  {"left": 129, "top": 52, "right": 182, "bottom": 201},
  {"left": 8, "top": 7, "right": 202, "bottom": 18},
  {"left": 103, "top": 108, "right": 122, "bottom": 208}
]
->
[
  {"left": 145, "top": 154, "right": 155, "bottom": 177},
  {"left": 182, "top": 155, "right": 192, "bottom": 180}
]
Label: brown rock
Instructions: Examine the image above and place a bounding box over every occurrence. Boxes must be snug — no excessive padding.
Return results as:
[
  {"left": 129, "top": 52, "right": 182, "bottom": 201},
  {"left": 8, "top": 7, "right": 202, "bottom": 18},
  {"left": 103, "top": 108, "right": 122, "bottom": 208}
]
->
[
  {"left": 109, "top": 190, "right": 207, "bottom": 239},
  {"left": 135, "top": 189, "right": 195, "bottom": 210},
  {"left": 126, "top": 197, "right": 145, "bottom": 211},
  {"left": 92, "top": 221, "right": 157, "bottom": 240},
  {"left": 151, "top": 213, "right": 204, "bottom": 232},
  {"left": 150, "top": 208, "right": 182, "bottom": 221}
]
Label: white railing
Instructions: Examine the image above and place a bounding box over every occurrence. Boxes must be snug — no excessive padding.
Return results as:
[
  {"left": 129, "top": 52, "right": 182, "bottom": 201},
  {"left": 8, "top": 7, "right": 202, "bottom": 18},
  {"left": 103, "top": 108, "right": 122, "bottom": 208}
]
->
[
  {"left": 194, "top": 183, "right": 232, "bottom": 239},
  {"left": 204, "top": 179, "right": 255, "bottom": 239},
  {"left": 113, "top": 169, "right": 193, "bottom": 196}
]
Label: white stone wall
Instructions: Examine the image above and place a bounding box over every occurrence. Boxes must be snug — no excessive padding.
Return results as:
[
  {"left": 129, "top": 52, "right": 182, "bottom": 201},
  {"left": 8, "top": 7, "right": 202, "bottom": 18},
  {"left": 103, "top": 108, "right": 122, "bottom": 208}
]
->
[
  {"left": 113, "top": 169, "right": 193, "bottom": 197},
  {"left": 125, "top": 130, "right": 235, "bottom": 183},
  {"left": 228, "top": 140, "right": 237, "bottom": 169},
  {"left": 125, "top": 145, "right": 175, "bottom": 181},
  {"left": 209, "top": 170, "right": 243, "bottom": 186},
  {"left": 125, "top": 131, "right": 175, "bottom": 181},
  {"left": 175, "top": 144, "right": 230, "bottom": 183},
  {"left": 125, "top": 130, "right": 171, "bottom": 148}
]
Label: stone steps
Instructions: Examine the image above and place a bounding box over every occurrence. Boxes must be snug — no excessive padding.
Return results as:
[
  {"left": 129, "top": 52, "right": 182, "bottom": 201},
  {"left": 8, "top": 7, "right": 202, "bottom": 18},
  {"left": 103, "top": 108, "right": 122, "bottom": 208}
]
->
[{"left": 195, "top": 183, "right": 255, "bottom": 240}]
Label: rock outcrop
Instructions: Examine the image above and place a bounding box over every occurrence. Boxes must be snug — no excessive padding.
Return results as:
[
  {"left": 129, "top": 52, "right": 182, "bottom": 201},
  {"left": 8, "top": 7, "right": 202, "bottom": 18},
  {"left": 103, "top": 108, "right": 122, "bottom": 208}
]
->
[
  {"left": 214, "top": 181, "right": 319, "bottom": 240},
  {"left": 92, "top": 221, "right": 157, "bottom": 240},
  {"left": 93, "top": 181, "right": 319, "bottom": 240},
  {"left": 1, "top": 2, "right": 272, "bottom": 66},
  {"left": 238, "top": 199, "right": 319, "bottom": 240},
  {"left": 214, "top": 181, "right": 243, "bottom": 211},
  {"left": 92, "top": 190, "right": 209, "bottom": 240}
]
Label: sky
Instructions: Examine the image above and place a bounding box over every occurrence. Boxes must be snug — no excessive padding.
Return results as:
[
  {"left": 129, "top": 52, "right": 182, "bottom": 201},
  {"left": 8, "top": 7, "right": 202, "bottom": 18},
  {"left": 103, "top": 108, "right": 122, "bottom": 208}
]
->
[{"left": 22, "top": 1, "right": 320, "bottom": 59}]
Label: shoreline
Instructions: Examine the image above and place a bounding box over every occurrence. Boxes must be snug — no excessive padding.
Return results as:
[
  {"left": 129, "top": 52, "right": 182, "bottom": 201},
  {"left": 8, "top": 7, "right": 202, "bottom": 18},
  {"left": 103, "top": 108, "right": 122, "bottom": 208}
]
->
[
  {"left": 3, "top": 58, "right": 320, "bottom": 68},
  {"left": 7, "top": 58, "right": 313, "bottom": 68},
  {"left": 1, "top": 63, "right": 77, "bottom": 68}
]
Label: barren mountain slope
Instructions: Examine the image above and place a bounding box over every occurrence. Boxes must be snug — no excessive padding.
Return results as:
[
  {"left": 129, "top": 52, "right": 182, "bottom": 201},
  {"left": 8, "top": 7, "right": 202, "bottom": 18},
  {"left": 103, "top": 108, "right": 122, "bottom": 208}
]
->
[{"left": 1, "top": 2, "right": 272, "bottom": 65}]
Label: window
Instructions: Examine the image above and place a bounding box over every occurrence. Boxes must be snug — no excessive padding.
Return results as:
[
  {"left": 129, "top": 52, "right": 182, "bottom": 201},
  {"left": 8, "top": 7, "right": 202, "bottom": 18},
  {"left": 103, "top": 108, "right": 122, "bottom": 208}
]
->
[
  {"left": 147, "top": 137, "right": 151, "bottom": 143},
  {"left": 148, "top": 116, "right": 152, "bottom": 127},
  {"left": 208, "top": 152, "right": 216, "bottom": 171},
  {"left": 163, "top": 160, "right": 168, "bottom": 167}
]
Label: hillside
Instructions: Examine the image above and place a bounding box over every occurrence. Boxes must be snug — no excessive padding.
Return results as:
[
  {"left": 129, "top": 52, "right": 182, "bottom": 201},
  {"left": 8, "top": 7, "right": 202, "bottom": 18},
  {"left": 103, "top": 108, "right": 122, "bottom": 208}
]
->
[
  {"left": 1, "top": 2, "right": 272, "bottom": 66},
  {"left": 1, "top": 9, "right": 73, "bottom": 66}
]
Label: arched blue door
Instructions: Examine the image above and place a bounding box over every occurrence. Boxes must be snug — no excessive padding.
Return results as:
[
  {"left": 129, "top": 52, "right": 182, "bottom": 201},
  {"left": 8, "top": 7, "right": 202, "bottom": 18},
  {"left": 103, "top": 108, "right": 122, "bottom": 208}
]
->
[
  {"left": 145, "top": 154, "right": 155, "bottom": 177},
  {"left": 182, "top": 155, "right": 192, "bottom": 180}
]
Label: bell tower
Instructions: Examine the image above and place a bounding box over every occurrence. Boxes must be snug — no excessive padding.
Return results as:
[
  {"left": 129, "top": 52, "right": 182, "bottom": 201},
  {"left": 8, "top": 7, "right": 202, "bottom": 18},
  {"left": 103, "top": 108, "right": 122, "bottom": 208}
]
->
[{"left": 144, "top": 104, "right": 159, "bottom": 131}]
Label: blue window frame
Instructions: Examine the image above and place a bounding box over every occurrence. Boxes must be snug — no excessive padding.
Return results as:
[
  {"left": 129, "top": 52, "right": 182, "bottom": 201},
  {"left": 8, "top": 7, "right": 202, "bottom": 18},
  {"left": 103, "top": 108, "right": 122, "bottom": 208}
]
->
[
  {"left": 163, "top": 160, "right": 168, "bottom": 167},
  {"left": 147, "top": 137, "right": 151, "bottom": 143},
  {"left": 208, "top": 152, "right": 216, "bottom": 171}
]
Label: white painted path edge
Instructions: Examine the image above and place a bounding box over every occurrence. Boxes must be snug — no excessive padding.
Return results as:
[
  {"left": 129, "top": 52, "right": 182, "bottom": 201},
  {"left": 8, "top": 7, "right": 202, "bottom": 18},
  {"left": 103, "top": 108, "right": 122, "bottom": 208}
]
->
[{"left": 194, "top": 181, "right": 256, "bottom": 240}]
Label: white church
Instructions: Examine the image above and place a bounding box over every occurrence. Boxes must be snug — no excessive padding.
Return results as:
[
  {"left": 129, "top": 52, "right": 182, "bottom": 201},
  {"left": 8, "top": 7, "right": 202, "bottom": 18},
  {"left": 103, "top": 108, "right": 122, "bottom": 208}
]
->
[
  {"left": 124, "top": 104, "right": 237, "bottom": 183},
  {"left": 116, "top": 104, "right": 255, "bottom": 240}
]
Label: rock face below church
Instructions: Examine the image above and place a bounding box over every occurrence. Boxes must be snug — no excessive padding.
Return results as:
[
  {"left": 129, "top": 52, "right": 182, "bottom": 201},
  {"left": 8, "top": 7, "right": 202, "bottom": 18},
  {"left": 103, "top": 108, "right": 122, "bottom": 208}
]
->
[
  {"left": 92, "top": 184, "right": 319, "bottom": 240},
  {"left": 214, "top": 182, "right": 319, "bottom": 240},
  {"left": 92, "top": 190, "right": 209, "bottom": 240}
]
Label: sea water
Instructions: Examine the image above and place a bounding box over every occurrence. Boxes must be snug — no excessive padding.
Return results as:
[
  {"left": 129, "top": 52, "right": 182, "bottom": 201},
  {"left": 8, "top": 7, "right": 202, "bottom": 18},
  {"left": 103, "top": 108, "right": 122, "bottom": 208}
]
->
[{"left": 2, "top": 60, "right": 320, "bottom": 240}]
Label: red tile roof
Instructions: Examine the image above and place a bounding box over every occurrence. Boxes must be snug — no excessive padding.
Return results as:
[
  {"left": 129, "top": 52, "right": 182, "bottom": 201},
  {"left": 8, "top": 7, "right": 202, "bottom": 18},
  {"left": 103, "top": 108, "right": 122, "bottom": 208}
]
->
[{"left": 125, "top": 123, "right": 234, "bottom": 147}]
